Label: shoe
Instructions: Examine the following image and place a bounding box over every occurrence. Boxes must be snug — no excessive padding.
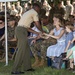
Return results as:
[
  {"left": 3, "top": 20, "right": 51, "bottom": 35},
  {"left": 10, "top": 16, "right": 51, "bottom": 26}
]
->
[
  {"left": 11, "top": 71, "right": 24, "bottom": 74},
  {"left": 26, "top": 68, "right": 35, "bottom": 71}
]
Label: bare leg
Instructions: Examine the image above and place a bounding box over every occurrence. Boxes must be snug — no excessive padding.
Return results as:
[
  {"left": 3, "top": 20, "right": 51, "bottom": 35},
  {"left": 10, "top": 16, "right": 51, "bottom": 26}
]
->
[
  {"left": 66, "top": 50, "right": 73, "bottom": 58},
  {"left": 70, "top": 58, "right": 74, "bottom": 69}
]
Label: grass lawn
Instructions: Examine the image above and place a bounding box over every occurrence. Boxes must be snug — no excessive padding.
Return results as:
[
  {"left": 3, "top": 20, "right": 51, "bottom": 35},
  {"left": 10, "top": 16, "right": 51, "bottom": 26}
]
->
[{"left": 0, "top": 60, "right": 75, "bottom": 75}]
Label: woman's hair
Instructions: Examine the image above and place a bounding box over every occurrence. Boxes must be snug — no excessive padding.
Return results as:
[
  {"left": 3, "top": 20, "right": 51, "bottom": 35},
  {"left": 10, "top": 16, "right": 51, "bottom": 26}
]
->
[
  {"left": 53, "top": 14, "right": 65, "bottom": 27},
  {"left": 40, "top": 9, "right": 46, "bottom": 18}
]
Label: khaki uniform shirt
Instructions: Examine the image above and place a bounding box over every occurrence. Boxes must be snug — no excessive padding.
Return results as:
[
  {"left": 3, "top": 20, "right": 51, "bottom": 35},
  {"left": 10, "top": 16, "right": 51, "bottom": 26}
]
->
[{"left": 18, "top": 9, "right": 39, "bottom": 28}]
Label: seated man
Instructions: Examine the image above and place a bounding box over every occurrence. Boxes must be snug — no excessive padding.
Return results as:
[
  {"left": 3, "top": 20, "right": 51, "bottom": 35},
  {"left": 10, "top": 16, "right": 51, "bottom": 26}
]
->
[{"left": 30, "top": 16, "right": 56, "bottom": 67}]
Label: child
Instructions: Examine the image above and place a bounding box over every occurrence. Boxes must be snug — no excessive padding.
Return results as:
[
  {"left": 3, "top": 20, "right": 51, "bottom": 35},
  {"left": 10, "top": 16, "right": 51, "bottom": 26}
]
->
[
  {"left": 64, "top": 24, "right": 74, "bottom": 53},
  {"left": 63, "top": 24, "right": 75, "bottom": 70}
]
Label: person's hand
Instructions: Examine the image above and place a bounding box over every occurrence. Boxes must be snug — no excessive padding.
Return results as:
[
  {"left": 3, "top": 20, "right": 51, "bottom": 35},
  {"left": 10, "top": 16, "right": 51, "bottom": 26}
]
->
[
  {"left": 31, "top": 39, "right": 36, "bottom": 45},
  {"left": 37, "top": 32, "right": 43, "bottom": 39},
  {"left": 41, "top": 33, "right": 50, "bottom": 39},
  {"left": 71, "top": 41, "right": 74, "bottom": 44},
  {"left": 64, "top": 50, "right": 67, "bottom": 53},
  {"left": 38, "top": 32, "right": 42, "bottom": 37},
  {"left": 42, "top": 33, "right": 48, "bottom": 36}
]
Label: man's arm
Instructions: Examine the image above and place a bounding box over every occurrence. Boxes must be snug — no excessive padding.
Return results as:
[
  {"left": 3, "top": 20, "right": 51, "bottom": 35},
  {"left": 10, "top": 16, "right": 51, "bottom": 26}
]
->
[
  {"left": 27, "top": 28, "right": 39, "bottom": 35},
  {"left": 34, "top": 21, "right": 43, "bottom": 32}
]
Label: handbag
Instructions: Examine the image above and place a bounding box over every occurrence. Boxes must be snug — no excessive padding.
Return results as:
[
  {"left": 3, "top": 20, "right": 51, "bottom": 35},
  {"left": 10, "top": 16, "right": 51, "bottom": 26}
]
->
[{"left": 51, "top": 55, "right": 63, "bottom": 69}]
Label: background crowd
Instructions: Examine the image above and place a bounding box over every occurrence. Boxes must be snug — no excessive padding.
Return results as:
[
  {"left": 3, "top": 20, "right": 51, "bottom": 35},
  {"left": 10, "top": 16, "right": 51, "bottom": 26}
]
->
[{"left": 0, "top": 0, "right": 75, "bottom": 74}]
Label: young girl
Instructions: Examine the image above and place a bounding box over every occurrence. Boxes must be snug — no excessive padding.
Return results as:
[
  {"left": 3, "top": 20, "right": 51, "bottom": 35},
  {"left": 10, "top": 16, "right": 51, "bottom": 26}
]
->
[
  {"left": 64, "top": 24, "right": 74, "bottom": 53},
  {"left": 63, "top": 24, "right": 74, "bottom": 70}
]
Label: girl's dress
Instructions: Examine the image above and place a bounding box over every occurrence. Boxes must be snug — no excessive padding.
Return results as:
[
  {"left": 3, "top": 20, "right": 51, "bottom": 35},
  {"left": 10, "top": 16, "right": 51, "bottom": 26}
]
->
[
  {"left": 65, "top": 32, "right": 74, "bottom": 50},
  {"left": 66, "top": 32, "right": 74, "bottom": 59},
  {"left": 47, "top": 28, "right": 66, "bottom": 57}
]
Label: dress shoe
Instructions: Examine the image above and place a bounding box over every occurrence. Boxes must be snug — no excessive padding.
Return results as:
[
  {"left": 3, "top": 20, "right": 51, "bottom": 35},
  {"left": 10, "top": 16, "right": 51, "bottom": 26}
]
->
[
  {"left": 11, "top": 71, "right": 24, "bottom": 74},
  {"left": 26, "top": 68, "right": 35, "bottom": 71}
]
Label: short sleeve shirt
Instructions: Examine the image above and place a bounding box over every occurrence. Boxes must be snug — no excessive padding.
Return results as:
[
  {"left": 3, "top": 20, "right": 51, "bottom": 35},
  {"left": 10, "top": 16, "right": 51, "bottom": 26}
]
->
[{"left": 18, "top": 9, "right": 39, "bottom": 28}]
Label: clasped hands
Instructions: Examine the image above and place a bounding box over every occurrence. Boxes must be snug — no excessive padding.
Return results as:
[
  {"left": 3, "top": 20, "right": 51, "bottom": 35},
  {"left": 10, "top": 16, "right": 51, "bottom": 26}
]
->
[
  {"left": 40, "top": 33, "right": 51, "bottom": 39},
  {"left": 31, "top": 32, "right": 51, "bottom": 45}
]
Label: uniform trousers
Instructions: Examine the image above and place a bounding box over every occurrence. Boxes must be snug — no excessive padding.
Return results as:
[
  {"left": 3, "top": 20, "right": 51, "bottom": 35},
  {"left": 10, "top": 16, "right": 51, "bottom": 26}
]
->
[{"left": 12, "top": 26, "right": 32, "bottom": 72}]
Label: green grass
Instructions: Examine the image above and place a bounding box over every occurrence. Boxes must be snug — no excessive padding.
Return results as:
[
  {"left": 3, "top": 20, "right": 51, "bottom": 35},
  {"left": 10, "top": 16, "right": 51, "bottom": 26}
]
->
[{"left": 0, "top": 60, "right": 75, "bottom": 75}]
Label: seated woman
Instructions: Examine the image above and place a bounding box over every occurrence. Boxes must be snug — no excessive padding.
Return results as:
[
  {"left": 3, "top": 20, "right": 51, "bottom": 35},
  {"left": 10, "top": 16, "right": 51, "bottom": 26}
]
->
[
  {"left": 44, "top": 14, "right": 66, "bottom": 60},
  {"left": 0, "top": 16, "right": 5, "bottom": 48}
]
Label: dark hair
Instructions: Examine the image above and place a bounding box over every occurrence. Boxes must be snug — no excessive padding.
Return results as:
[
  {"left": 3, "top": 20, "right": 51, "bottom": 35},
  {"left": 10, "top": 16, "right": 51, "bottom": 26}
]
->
[
  {"left": 42, "top": 16, "right": 48, "bottom": 19},
  {"left": 28, "top": 3, "right": 32, "bottom": 6},
  {"left": 40, "top": 9, "right": 46, "bottom": 18},
  {"left": 58, "top": 1, "right": 62, "bottom": 4},
  {"left": 8, "top": 15, "right": 20, "bottom": 26},
  {"left": 0, "top": 15, "right": 5, "bottom": 22},
  {"left": 69, "top": 15, "right": 74, "bottom": 18},
  {"left": 33, "top": 3, "right": 41, "bottom": 9},
  {"left": 8, "top": 15, "right": 17, "bottom": 21}
]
